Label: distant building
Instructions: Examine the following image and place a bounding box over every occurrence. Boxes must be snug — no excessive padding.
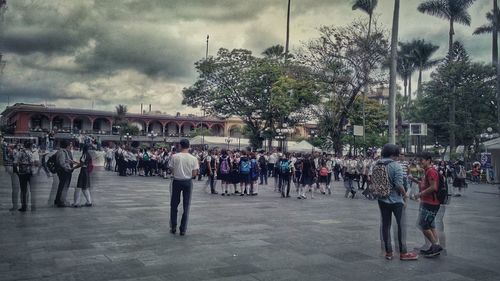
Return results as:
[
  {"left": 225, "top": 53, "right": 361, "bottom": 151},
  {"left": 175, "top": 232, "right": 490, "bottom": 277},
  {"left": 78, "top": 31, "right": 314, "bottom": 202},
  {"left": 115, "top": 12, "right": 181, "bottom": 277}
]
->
[{"left": 0, "top": 103, "right": 315, "bottom": 143}]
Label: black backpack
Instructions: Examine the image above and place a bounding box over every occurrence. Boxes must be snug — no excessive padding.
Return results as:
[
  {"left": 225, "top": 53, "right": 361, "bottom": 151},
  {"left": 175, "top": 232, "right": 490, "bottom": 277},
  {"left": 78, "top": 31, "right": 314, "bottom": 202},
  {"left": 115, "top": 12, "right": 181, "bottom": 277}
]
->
[
  {"left": 436, "top": 173, "right": 451, "bottom": 205},
  {"left": 46, "top": 152, "right": 59, "bottom": 174}
]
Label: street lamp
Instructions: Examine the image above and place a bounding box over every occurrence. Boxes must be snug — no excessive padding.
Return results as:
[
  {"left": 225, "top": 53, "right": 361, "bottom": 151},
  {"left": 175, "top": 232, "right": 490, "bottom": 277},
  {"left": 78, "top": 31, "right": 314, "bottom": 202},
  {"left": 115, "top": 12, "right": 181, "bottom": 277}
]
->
[
  {"left": 124, "top": 133, "right": 132, "bottom": 147},
  {"left": 148, "top": 130, "right": 158, "bottom": 147},
  {"left": 225, "top": 137, "right": 232, "bottom": 150}
]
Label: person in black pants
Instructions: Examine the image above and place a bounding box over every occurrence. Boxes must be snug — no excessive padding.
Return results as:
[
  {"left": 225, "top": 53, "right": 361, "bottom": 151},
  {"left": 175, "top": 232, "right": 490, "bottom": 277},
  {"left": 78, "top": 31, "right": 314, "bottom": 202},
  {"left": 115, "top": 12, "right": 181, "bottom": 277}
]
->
[
  {"left": 54, "top": 140, "right": 76, "bottom": 207},
  {"left": 169, "top": 139, "right": 199, "bottom": 236}
]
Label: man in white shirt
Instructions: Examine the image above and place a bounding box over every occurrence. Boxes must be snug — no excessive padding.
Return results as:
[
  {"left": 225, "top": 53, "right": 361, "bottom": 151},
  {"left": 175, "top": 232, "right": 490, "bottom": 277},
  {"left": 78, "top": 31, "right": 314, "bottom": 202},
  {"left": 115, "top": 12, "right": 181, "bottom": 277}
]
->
[{"left": 168, "top": 139, "right": 199, "bottom": 236}]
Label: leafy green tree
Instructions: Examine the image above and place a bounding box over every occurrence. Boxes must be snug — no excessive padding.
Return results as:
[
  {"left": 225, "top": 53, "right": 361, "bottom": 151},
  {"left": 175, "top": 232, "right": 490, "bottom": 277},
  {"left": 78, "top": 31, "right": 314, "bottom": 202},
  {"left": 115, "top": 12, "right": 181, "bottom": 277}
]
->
[
  {"left": 418, "top": 0, "right": 477, "bottom": 151},
  {"left": 417, "top": 42, "right": 497, "bottom": 156},
  {"left": 298, "top": 19, "right": 389, "bottom": 153},
  {"left": 182, "top": 48, "right": 318, "bottom": 149}
]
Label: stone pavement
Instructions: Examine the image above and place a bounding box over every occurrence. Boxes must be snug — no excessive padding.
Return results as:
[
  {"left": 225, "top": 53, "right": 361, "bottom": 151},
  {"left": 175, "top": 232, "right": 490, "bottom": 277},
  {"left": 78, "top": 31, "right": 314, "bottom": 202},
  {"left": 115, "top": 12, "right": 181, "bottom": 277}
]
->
[{"left": 1, "top": 167, "right": 500, "bottom": 281}]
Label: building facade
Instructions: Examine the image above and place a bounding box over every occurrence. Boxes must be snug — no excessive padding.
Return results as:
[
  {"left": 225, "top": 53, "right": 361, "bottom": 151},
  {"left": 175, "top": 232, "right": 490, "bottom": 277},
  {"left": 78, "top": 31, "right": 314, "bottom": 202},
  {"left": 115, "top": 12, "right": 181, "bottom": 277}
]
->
[{"left": 1, "top": 103, "right": 315, "bottom": 143}]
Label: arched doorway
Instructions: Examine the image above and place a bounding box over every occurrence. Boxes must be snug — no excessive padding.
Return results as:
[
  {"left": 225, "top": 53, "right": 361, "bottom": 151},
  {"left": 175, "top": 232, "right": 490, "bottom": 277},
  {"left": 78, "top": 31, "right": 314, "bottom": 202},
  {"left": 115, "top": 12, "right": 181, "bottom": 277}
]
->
[
  {"left": 29, "top": 114, "right": 50, "bottom": 132},
  {"left": 93, "top": 118, "right": 112, "bottom": 134},
  {"left": 210, "top": 124, "right": 224, "bottom": 137},
  {"left": 52, "top": 115, "right": 71, "bottom": 132}
]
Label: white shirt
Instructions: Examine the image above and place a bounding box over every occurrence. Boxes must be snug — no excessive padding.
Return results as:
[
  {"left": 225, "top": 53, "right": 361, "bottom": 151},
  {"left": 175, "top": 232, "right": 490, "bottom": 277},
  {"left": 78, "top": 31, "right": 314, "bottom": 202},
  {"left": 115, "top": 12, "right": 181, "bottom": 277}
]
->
[{"left": 169, "top": 152, "right": 199, "bottom": 180}]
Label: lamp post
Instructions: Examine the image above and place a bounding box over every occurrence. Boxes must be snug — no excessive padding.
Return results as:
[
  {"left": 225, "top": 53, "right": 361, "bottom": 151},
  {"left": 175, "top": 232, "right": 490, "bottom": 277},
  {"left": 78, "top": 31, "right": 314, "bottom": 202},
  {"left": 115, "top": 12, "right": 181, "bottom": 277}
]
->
[
  {"left": 148, "top": 130, "right": 158, "bottom": 147},
  {"left": 310, "top": 129, "right": 318, "bottom": 153},
  {"left": 124, "top": 132, "right": 132, "bottom": 147},
  {"left": 276, "top": 123, "right": 294, "bottom": 153},
  {"left": 225, "top": 137, "right": 232, "bottom": 150}
]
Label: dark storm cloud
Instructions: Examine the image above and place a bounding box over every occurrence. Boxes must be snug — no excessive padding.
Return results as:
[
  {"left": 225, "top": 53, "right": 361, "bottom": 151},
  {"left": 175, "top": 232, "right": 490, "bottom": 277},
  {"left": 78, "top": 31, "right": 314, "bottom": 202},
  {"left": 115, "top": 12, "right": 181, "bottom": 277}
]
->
[{"left": 0, "top": 0, "right": 494, "bottom": 113}]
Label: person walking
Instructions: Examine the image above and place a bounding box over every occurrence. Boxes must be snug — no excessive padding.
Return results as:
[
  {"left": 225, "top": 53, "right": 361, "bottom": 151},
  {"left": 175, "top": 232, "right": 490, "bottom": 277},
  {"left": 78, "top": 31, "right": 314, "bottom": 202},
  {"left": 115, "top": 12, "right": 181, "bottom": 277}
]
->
[
  {"left": 372, "top": 144, "right": 418, "bottom": 261},
  {"left": 169, "top": 139, "right": 199, "bottom": 236}
]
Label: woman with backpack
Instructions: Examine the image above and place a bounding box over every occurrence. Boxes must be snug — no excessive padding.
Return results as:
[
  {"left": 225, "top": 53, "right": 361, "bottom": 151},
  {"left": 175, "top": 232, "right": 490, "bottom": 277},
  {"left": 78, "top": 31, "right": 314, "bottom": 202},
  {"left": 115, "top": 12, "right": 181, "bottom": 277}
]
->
[
  {"left": 218, "top": 149, "right": 232, "bottom": 196},
  {"left": 73, "top": 144, "right": 93, "bottom": 207},
  {"left": 318, "top": 160, "right": 329, "bottom": 195},
  {"left": 13, "top": 142, "right": 35, "bottom": 212},
  {"left": 452, "top": 160, "right": 467, "bottom": 197}
]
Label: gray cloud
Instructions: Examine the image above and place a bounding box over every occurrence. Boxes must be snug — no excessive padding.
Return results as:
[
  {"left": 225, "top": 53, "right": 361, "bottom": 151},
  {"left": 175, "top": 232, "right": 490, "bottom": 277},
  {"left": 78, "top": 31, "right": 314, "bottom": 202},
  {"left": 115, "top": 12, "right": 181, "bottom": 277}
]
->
[{"left": 0, "top": 0, "right": 495, "bottom": 114}]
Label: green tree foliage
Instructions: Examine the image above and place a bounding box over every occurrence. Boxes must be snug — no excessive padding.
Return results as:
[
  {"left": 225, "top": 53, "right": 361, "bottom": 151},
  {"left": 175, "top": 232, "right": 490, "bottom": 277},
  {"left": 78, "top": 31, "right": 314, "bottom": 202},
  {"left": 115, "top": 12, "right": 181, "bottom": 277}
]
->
[
  {"left": 182, "top": 47, "right": 318, "bottom": 149},
  {"left": 416, "top": 42, "right": 497, "bottom": 152},
  {"left": 298, "top": 19, "right": 389, "bottom": 153}
]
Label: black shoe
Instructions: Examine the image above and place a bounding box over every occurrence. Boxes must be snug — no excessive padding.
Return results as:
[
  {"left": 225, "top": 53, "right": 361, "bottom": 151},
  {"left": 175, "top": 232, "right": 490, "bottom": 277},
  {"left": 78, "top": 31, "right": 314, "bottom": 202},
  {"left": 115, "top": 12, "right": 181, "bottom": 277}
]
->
[
  {"left": 18, "top": 208, "right": 27, "bottom": 212},
  {"left": 221, "top": 193, "right": 225, "bottom": 196},
  {"left": 170, "top": 228, "right": 176, "bottom": 234},
  {"left": 56, "top": 203, "right": 67, "bottom": 208},
  {"left": 424, "top": 245, "right": 443, "bottom": 258},
  {"left": 84, "top": 203, "right": 93, "bottom": 207},
  {"left": 179, "top": 231, "right": 185, "bottom": 236},
  {"left": 240, "top": 193, "right": 245, "bottom": 196},
  {"left": 351, "top": 191, "right": 356, "bottom": 199},
  {"left": 211, "top": 191, "right": 218, "bottom": 194},
  {"left": 235, "top": 191, "right": 240, "bottom": 194}
]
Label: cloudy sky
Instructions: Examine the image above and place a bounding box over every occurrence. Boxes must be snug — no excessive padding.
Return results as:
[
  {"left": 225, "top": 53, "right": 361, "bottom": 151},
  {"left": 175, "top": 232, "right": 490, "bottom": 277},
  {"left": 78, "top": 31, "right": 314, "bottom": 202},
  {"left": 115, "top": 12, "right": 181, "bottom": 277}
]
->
[{"left": 0, "top": 0, "right": 493, "bottom": 115}]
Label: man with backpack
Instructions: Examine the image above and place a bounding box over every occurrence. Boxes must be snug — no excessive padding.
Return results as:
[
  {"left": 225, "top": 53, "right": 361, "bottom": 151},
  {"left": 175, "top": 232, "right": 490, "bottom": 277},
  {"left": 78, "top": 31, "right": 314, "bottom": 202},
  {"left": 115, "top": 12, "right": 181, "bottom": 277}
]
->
[
  {"left": 371, "top": 144, "right": 418, "bottom": 261},
  {"left": 411, "top": 151, "right": 445, "bottom": 258},
  {"left": 279, "top": 153, "right": 292, "bottom": 198}
]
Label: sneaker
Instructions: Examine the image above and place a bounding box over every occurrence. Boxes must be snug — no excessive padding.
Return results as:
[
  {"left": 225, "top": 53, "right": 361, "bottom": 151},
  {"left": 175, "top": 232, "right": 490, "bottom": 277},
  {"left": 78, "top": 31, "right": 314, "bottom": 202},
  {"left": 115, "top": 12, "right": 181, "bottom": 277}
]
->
[
  {"left": 298, "top": 196, "right": 302, "bottom": 199},
  {"left": 400, "top": 252, "right": 418, "bottom": 261},
  {"left": 385, "top": 252, "right": 393, "bottom": 260},
  {"left": 424, "top": 245, "right": 443, "bottom": 258},
  {"left": 221, "top": 193, "right": 225, "bottom": 196}
]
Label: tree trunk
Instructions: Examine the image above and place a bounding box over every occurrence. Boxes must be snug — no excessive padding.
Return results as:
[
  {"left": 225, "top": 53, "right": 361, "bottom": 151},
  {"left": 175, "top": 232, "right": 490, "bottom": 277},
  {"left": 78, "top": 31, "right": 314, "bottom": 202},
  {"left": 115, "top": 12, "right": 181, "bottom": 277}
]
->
[
  {"left": 449, "top": 19, "right": 456, "bottom": 154},
  {"left": 493, "top": 0, "right": 498, "bottom": 66},
  {"left": 495, "top": 0, "right": 500, "bottom": 133},
  {"left": 403, "top": 77, "right": 408, "bottom": 98},
  {"left": 388, "top": 0, "right": 400, "bottom": 145},
  {"left": 408, "top": 73, "right": 412, "bottom": 102},
  {"left": 417, "top": 66, "right": 423, "bottom": 100}
]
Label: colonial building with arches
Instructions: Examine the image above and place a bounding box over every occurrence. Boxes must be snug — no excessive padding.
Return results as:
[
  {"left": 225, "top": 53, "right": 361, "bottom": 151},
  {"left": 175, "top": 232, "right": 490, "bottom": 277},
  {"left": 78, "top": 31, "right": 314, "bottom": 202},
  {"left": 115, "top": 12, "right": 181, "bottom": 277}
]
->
[{"left": 1, "top": 103, "right": 315, "bottom": 143}]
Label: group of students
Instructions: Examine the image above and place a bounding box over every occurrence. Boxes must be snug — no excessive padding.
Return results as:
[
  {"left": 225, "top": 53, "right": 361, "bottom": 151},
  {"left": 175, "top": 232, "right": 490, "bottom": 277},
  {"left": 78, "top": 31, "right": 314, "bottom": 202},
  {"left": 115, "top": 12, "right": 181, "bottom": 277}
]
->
[
  {"left": 4, "top": 140, "right": 94, "bottom": 212},
  {"left": 107, "top": 145, "right": 172, "bottom": 177}
]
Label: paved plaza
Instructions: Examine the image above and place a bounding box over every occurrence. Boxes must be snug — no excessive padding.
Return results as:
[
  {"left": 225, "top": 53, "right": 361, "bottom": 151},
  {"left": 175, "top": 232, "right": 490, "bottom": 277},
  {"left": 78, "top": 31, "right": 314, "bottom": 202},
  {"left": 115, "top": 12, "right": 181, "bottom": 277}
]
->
[{"left": 1, "top": 168, "right": 500, "bottom": 281}]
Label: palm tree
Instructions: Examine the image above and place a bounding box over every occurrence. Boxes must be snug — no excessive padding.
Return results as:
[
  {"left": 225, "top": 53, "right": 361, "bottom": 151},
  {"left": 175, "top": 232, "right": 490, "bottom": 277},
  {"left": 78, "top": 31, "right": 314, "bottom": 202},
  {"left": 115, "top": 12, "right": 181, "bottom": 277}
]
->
[
  {"left": 397, "top": 42, "right": 417, "bottom": 100},
  {"left": 418, "top": 0, "right": 476, "bottom": 152},
  {"left": 418, "top": 0, "right": 476, "bottom": 55},
  {"left": 473, "top": 6, "right": 500, "bottom": 65},
  {"left": 388, "top": 0, "right": 400, "bottom": 144},
  {"left": 352, "top": 0, "right": 378, "bottom": 146},
  {"left": 352, "top": 0, "right": 378, "bottom": 36},
  {"left": 409, "top": 39, "right": 440, "bottom": 99}
]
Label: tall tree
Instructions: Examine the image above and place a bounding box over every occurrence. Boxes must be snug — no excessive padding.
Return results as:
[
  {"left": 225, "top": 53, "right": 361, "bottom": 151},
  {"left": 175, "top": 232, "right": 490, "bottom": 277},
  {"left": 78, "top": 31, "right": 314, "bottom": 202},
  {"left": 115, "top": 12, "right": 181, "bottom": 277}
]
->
[
  {"left": 418, "top": 42, "right": 497, "bottom": 155},
  {"left": 388, "top": 0, "right": 400, "bottom": 145},
  {"left": 410, "top": 39, "right": 440, "bottom": 99},
  {"left": 298, "top": 19, "right": 388, "bottom": 153},
  {"left": 418, "top": 0, "right": 476, "bottom": 152},
  {"left": 397, "top": 42, "right": 417, "bottom": 100},
  {"left": 352, "top": 0, "right": 379, "bottom": 36},
  {"left": 352, "top": 0, "right": 378, "bottom": 147},
  {"left": 182, "top": 48, "right": 318, "bottom": 149}
]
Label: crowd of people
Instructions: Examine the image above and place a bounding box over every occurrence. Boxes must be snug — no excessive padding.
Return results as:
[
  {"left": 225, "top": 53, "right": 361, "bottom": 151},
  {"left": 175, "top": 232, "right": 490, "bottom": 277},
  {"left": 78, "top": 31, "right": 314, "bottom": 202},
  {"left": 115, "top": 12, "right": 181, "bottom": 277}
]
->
[
  {"left": 104, "top": 144, "right": 470, "bottom": 201},
  {"left": 0, "top": 137, "right": 485, "bottom": 262},
  {"left": 3, "top": 140, "right": 94, "bottom": 212}
]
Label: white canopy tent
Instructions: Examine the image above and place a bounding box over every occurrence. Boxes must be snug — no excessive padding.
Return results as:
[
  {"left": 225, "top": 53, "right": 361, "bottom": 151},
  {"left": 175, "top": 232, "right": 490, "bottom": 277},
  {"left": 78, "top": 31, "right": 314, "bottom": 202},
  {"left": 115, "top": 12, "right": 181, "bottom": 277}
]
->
[
  {"left": 287, "top": 140, "right": 321, "bottom": 153},
  {"left": 483, "top": 137, "right": 500, "bottom": 183}
]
